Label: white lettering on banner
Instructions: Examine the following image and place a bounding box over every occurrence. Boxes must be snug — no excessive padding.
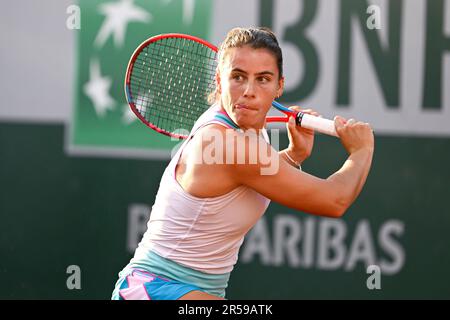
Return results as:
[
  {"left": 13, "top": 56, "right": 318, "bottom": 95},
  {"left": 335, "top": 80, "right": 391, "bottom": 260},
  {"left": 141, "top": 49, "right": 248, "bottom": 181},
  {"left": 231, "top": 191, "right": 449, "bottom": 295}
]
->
[
  {"left": 240, "top": 215, "right": 405, "bottom": 275},
  {"left": 317, "top": 219, "right": 347, "bottom": 270},
  {"left": 127, "top": 204, "right": 406, "bottom": 275},
  {"left": 378, "top": 221, "right": 405, "bottom": 274},
  {"left": 345, "top": 220, "right": 377, "bottom": 271},
  {"left": 273, "top": 215, "right": 302, "bottom": 267}
]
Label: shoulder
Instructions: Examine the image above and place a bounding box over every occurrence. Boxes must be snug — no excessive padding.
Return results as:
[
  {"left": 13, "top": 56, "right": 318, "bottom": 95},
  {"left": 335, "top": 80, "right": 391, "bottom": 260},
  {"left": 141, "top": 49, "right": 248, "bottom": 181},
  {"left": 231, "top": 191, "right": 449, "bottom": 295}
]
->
[
  {"left": 182, "top": 123, "right": 232, "bottom": 166},
  {"left": 187, "top": 125, "right": 276, "bottom": 174}
]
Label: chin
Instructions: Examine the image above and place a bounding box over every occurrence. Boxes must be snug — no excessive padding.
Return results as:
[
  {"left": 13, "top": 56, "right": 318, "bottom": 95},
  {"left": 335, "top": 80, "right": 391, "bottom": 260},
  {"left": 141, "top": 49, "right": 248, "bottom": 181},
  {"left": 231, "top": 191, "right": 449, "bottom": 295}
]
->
[
  {"left": 229, "top": 107, "right": 263, "bottom": 129},
  {"left": 235, "top": 117, "right": 261, "bottom": 130}
]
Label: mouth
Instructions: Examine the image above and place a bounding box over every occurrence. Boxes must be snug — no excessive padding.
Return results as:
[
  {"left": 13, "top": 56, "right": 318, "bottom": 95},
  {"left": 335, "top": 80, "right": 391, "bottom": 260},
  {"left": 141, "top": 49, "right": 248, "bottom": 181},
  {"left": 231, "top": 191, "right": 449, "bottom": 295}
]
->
[{"left": 234, "top": 104, "right": 257, "bottom": 111}]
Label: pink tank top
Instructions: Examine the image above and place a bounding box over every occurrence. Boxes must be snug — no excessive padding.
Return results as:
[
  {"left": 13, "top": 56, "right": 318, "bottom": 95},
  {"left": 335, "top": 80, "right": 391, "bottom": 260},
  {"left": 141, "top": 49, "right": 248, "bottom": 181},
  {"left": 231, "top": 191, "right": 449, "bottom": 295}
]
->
[{"left": 138, "top": 104, "right": 271, "bottom": 274}]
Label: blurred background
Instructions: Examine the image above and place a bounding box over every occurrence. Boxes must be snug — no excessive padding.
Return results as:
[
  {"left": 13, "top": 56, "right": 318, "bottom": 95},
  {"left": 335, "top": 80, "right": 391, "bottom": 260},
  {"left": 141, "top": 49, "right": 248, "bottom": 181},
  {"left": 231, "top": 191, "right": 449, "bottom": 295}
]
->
[{"left": 1, "top": 0, "right": 449, "bottom": 299}]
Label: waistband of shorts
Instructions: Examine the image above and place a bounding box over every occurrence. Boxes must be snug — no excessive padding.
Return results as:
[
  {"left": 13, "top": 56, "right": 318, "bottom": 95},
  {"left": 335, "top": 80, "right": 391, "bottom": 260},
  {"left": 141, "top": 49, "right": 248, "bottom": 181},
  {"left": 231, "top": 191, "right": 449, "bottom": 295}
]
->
[{"left": 124, "top": 249, "right": 229, "bottom": 298}]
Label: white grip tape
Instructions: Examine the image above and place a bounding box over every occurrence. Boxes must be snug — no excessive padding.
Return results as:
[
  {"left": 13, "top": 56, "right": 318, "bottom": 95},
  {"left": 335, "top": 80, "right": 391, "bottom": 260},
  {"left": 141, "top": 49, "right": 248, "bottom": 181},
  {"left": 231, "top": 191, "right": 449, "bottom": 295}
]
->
[{"left": 300, "top": 114, "right": 338, "bottom": 137}]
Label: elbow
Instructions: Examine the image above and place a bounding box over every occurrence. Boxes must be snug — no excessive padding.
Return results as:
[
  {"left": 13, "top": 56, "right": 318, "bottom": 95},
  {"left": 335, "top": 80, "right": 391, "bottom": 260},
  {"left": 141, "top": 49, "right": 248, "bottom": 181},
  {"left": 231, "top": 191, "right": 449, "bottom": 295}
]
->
[
  {"left": 319, "top": 204, "right": 346, "bottom": 219},
  {"left": 306, "top": 180, "right": 355, "bottom": 218},
  {"left": 325, "top": 181, "right": 356, "bottom": 218},
  {"left": 311, "top": 199, "right": 348, "bottom": 218},
  {"left": 326, "top": 195, "right": 352, "bottom": 218},
  {"left": 330, "top": 203, "right": 347, "bottom": 218}
]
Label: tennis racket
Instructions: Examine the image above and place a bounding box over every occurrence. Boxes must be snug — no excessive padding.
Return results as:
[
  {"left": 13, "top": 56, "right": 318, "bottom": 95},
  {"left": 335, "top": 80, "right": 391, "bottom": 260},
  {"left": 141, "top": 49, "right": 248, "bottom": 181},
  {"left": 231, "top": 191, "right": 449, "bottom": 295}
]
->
[{"left": 125, "top": 33, "right": 338, "bottom": 139}]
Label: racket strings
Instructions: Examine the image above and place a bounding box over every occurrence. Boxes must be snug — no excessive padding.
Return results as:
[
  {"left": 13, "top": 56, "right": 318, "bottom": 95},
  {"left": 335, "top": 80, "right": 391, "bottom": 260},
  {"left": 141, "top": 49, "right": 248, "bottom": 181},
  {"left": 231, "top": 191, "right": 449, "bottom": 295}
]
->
[
  {"left": 132, "top": 68, "right": 207, "bottom": 130},
  {"left": 129, "top": 36, "right": 217, "bottom": 135}
]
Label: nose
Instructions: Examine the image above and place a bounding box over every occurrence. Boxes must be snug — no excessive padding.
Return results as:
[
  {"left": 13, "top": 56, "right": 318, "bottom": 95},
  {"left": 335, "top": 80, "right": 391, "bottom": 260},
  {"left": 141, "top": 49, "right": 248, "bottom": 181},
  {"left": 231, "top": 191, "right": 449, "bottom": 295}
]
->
[{"left": 243, "top": 80, "right": 256, "bottom": 98}]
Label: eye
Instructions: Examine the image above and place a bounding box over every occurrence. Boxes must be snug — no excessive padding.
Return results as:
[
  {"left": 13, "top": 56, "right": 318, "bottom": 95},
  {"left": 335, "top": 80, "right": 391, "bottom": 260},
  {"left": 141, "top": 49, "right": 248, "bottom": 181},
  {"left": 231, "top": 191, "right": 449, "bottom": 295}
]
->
[
  {"left": 258, "top": 76, "right": 270, "bottom": 83},
  {"left": 232, "top": 74, "right": 244, "bottom": 81}
]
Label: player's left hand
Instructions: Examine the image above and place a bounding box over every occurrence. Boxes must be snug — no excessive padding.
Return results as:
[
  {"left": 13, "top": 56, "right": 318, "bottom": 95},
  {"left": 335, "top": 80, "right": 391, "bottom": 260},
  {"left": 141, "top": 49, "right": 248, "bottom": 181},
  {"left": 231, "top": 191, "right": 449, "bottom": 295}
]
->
[{"left": 286, "top": 107, "right": 321, "bottom": 164}]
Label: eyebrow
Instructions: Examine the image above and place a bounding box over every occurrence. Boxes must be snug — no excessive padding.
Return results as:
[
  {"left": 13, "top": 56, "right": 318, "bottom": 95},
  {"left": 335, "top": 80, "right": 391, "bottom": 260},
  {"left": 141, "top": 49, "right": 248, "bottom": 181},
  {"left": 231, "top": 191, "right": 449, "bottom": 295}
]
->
[{"left": 231, "top": 68, "right": 275, "bottom": 76}]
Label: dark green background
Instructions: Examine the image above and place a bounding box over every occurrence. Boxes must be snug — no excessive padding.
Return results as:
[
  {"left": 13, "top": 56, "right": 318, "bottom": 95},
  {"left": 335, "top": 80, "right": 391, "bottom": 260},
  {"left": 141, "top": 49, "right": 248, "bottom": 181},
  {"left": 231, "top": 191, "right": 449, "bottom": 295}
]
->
[{"left": 1, "top": 122, "right": 449, "bottom": 299}]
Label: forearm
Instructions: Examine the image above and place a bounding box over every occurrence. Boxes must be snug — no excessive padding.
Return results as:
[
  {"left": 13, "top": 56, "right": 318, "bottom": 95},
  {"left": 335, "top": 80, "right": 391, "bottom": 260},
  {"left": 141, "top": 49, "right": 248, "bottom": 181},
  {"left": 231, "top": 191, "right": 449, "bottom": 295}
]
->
[{"left": 327, "top": 148, "right": 374, "bottom": 210}]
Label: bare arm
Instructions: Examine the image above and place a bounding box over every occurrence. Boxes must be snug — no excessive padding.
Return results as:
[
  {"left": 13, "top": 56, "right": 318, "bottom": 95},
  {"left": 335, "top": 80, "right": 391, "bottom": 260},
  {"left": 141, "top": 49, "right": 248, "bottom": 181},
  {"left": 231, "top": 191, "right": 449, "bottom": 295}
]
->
[
  {"left": 328, "top": 116, "right": 374, "bottom": 207},
  {"left": 326, "top": 148, "right": 373, "bottom": 211},
  {"left": 231, "top": 149, "right": 371, "bottom": 218},
  {"left": 229, "top": 116, "right": 374, "bottom": 218}
]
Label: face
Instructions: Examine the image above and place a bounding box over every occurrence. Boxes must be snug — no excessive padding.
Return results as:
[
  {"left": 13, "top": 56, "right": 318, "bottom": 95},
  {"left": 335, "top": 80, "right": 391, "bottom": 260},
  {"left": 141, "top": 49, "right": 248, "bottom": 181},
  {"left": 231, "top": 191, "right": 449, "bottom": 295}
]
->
[{"left": 216, "top": 45, "right": 284, "bottom": 130}]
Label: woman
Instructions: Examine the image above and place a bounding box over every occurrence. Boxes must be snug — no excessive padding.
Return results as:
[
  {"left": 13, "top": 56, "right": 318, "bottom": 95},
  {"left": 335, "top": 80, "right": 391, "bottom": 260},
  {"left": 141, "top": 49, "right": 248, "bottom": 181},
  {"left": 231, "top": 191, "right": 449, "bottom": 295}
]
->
[{"left": 111, "top": 27, "right": 374, "bottom": 300}]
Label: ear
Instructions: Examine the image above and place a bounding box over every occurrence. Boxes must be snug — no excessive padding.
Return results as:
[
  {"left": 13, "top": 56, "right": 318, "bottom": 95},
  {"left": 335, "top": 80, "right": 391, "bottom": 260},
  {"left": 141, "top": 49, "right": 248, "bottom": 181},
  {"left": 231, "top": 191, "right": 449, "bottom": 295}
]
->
[
  {"left": 215, "top": 70, "right": 222, "bottom": 94},
  {"left": 276, "top": 76, "right": 285, "bottom": 98}
]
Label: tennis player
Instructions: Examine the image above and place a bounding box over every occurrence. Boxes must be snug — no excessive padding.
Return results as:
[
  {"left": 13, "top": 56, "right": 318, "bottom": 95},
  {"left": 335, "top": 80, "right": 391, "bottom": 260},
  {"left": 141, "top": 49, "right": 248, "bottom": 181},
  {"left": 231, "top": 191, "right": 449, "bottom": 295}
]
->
[{"left": 111, "top": 27, "right": 374, "bottom": 300}]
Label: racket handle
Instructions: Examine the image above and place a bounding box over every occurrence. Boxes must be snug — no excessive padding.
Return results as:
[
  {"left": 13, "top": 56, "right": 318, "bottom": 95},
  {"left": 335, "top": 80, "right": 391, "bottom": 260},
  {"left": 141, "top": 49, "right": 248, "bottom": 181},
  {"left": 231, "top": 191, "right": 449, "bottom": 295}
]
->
[{"left": 296, "top": 113, "right": 339, "bottom": 137}]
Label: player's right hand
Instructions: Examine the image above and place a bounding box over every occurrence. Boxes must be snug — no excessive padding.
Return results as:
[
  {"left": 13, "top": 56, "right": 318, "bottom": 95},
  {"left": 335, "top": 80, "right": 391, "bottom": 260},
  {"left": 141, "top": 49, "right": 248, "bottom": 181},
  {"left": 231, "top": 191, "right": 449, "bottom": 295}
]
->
[{"left": 334, "top": 116, "right": 374, "bottom": 155}]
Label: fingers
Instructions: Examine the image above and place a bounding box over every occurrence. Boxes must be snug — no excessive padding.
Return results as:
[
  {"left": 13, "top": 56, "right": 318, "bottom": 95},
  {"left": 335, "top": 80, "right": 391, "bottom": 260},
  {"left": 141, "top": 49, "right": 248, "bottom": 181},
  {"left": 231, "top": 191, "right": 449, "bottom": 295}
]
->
[
  {"left": 334, "top": 116, "right": 371, "bottom": 126},
  {"left": 289, "top": 106, "right": 322, "bottom": 118},
  {"left": 347, "top": 118, "right": 356, "bottom": 125},
  {"left": 334, "top": 116, "right": 373, "bottom": 135},
  {"left": 346, "top": 119, "right": 372, "bottom": 130},
  {"left": 288, "top": 116, "right": 295, "bottom": 127},
  {"left": 286, "top": 116, "right": 295, "bottom": 133},
  {"left": 334, "top": 116, "right": 346, "bottom": 131},
  {"left": 286, "top": 116, "right": 301, "bottom": 141}
]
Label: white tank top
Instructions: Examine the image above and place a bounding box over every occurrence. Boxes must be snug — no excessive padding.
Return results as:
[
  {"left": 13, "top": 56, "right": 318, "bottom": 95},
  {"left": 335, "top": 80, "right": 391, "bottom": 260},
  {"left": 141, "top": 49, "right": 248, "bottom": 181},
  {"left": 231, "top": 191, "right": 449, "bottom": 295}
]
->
[{"left": 136, "top": 104, "right": 271, "bottom": 274}]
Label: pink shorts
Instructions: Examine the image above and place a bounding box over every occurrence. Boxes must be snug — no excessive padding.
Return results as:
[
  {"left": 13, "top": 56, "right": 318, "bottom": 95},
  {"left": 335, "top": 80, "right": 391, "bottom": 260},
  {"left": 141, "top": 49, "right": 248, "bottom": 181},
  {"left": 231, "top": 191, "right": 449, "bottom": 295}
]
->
[{"left": 111, "top": 268, "right": 201, "bottom": 300}]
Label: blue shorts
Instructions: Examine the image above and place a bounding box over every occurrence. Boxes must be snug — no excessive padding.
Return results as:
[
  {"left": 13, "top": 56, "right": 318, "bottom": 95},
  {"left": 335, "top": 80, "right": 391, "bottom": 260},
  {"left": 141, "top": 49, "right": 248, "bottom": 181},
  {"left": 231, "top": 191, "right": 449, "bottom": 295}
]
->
[{"left": 111, "top": 268, "right": 201, "bottom": 300}]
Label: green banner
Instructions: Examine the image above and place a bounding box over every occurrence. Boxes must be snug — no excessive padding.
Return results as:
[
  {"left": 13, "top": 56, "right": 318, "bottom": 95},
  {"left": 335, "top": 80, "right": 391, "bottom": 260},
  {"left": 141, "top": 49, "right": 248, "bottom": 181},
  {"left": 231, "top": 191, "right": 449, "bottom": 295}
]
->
[{"left": 71, "top": 0, "right": 213, "bottom": 155}]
